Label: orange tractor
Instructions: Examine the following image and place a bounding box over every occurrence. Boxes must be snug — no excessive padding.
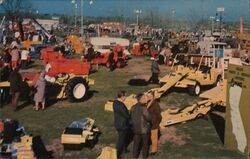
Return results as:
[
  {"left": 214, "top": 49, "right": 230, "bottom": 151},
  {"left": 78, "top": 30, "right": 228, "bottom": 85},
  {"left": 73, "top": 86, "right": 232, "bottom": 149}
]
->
[{"left": 131, "top": 41, "right": 158, "bottom": 57}]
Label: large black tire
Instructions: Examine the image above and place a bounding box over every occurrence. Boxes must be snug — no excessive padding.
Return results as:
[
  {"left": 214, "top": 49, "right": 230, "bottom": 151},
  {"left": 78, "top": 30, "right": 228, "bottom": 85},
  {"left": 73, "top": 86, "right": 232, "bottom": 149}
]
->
[
  {"left": 66, "top": 77, "right": 89, "bottom": 102},
  {"left": 188, "top": 83, "right": 201, "bottom": 96}
]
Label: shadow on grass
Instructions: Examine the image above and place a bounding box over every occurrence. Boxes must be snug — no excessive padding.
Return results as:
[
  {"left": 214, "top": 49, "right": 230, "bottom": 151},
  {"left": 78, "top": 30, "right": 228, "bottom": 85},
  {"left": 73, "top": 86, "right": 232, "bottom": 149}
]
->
[
  {"left": 128, "top": 79, "right": 148, "bottom": 86},
  {"left": 17, "top": 100, "right": 32, "bottom": 111},
  {"left": 85, "top": 90, "right": 98, "bottom": 101},
  {"left": 209, "top": 110, "right": 225, "bottom": 144},
  {"left": 33, "top": 135, "right": 54, "bottom": 159}
]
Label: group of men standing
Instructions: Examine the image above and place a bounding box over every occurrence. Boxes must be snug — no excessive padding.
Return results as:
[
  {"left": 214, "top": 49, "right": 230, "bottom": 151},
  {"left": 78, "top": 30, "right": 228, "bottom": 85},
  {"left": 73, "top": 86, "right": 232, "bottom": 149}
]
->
[{"left": 113, "top": 91, "right": 162, "bottom": 158}]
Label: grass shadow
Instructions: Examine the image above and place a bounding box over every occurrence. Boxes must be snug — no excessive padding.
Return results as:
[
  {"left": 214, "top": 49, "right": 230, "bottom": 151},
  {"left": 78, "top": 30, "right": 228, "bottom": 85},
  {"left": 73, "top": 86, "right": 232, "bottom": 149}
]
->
[
  {"left": 209, "top": 109, "right": 225, "bottom": 144},
  {"left": 33, "top": 135, "right": 54, "bottom": 159},
  {"left": 128, "top": 79, "right": 148, "bottom": 86},
  {"left": 84, "top": 90, "right": 99, "bottom": 101}
]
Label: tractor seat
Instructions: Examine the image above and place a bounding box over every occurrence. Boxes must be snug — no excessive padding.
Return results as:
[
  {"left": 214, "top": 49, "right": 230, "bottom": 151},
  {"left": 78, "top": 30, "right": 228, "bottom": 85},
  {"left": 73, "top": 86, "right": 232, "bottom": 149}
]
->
[{"left": 200, "top": 66, "right": 211, "bottom": 74}]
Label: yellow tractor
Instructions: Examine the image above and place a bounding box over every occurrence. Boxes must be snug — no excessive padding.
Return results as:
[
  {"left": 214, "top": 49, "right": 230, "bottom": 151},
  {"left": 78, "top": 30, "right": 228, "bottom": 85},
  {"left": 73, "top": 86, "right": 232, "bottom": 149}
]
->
[{"left": 160, "top": 54, "right": 223, "bottom": 96}]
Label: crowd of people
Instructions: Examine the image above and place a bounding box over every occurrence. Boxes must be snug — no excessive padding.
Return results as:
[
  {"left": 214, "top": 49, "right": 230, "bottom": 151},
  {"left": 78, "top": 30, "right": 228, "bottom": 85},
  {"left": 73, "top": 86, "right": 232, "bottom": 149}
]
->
[{"left": 113, "top": 91, "right": 162, "bottom": 158}]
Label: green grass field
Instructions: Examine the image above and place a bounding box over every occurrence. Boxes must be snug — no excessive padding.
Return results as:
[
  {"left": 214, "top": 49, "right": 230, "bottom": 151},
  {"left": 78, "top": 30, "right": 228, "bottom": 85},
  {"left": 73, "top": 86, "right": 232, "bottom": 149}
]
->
[{"left": 1, "top": 56, "right": 244, "bottom": 158}]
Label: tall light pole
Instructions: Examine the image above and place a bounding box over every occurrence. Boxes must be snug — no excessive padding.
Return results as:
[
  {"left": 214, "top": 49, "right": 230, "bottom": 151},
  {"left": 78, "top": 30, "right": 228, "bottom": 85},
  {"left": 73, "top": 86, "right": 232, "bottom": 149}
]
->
[
  {"left": 217, "top": 7, "right": 224, "bottom": 33},
  {"left": 81, "top": 0, "right": 83, "bottom": 37},
  {"left": 210, "top": 16, "right": 215, "bottom": 33},
  {"left": 135, "top": 9, "right": 142, "bottom": 26},
  {"left": 71, "top": 0, "right": 77, "bottom": 27},
  {"left": 80, "top": 0, "right": 93, "bottom": 38},
  {"left": 172, "top": 9, "right": 175, "bottom": 30}
]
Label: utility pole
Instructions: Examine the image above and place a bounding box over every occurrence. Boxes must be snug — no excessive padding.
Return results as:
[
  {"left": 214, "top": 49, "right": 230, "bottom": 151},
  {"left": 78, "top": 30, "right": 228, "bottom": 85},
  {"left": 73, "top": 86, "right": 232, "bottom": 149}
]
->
[
  {"left": 135, "top": 9, "right": 142, "bottom": 26},
  {"left": 81, "top": 0, "right": 83, "bottom": 37},
  {"left": 217, "top": 7, "right": 224, "bottom": 33},
  {"left": 71, "top": 0, "right": 77, "bottom": 27},
  {"left": 172, "top": 9, "right": 175, "bottom": 31},
  {"left": 210, "top": 16, "right": 215, "bottom": 33}
]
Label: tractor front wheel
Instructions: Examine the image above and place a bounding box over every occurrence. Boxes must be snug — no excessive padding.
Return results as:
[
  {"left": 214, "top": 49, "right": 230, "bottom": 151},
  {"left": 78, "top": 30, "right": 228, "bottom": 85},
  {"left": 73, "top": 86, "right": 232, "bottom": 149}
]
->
[
  {"left": 188, "top": 83, "right": 201, "bottom": 96},
  {"left": 66, "top": 77, "right": 89, "bottom": 102}
]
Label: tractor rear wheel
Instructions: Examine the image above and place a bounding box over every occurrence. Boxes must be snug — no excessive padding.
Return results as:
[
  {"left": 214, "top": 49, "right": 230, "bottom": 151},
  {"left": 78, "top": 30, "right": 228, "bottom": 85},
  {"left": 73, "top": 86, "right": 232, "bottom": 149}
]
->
[
  {"left": 66, "top": 77, "right": 89, "bottom": 102},
  {"left": 188, "top": 83, "right": 201, "bottom": 96}
]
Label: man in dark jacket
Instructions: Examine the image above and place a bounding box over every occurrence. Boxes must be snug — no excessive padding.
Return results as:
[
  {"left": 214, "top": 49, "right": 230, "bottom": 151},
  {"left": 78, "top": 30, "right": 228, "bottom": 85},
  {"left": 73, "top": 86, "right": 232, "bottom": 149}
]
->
[
  {"left": 113, "top": 91, "right": 130, "bottom": 158},
  {"left": 148, "top": 57, "right": 160, "bottom": 84},
  {"left": 131, "top": 94, "right": 152, "bottom": 158},
  {"left": 108, "top": 49, "right": 115, "bottom": 72},
  {"left": 147, "top": 92, "right": 162, "bottom": 155},
  {"left": 8, "top": 68, "right": 22, "bottom": 111}
]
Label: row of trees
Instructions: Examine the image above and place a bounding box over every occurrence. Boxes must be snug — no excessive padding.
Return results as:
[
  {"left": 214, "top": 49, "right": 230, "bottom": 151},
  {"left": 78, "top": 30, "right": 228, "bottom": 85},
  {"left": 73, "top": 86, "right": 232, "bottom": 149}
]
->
[
  {"left": 1, "top": 0, "right": 32, "bottom": 19},
  {"left": 0, "top": 0, "right": 240, "bottom": 31}
]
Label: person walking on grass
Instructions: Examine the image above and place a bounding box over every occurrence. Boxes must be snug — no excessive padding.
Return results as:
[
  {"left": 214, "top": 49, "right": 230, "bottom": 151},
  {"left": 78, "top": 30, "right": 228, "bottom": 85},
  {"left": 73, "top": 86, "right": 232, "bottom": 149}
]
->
[
  {"left": 8, "top": 68, "right": 22, "bottom": 111},
  {"left": 33, "top": 71, "right": 46, "bottom": 111},
  {"left": 131, "top": 94, "right": 152, "bottom": 159},
  {"left": 113, "top": 91, "right": 130, "bottom": 158},
  {"left": 11, "top": 46, "right": 19, "bottom": 70},
  {"left": 147, "top": 92, "right": 162, "bottom": 156},
  {"left": 148, "top": 57, "right": 160, "bottom": 84}
]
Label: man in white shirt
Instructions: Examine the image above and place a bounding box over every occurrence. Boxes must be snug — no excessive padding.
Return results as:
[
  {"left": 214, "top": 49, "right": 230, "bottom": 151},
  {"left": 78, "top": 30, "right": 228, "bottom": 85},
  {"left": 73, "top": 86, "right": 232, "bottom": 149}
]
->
[{"left": 21, "top": 48, "right": 29, "bottom": 69}]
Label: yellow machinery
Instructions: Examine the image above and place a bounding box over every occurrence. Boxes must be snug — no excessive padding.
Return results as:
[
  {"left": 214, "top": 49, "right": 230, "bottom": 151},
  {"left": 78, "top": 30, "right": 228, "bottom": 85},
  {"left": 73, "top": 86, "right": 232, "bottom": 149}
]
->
[
  {"left": 105, "top": 54, "right": 222, "bottom": 111},
  {"left": 65, "top": 35, "right": 85, "bottom": 54},
  {"left": 160, "top": 54, "right": 222, "bottom": 96},
  {"left": 13, "top": 136, "right": 34, "bottom": 159},
  {"left": 105, "top": 54, "right": 226, "bottom": 127},
  {"left": 97, "top": 147, "right": 117, "bottom": 159},
  {"left": 160, "top": 80, "right": 226, "bottom": 127},
  {"left": 22, "top": 38, "right": 43, "bottom": 50},
  {"left": 61, "top": 118, "right": 99, "bottom": 150},
  {"left": 0, "top": 135, "right": 34, "bottom": 159}
]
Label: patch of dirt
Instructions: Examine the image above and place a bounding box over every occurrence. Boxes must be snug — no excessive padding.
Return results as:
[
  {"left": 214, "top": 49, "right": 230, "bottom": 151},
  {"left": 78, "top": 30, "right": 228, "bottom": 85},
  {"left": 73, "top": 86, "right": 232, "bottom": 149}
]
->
[
  {"left": 46, "top": 139, "right": 64, "bottom": 156},
  {"left": 46, "top": 138, "right": 115, "bottom": 157},
  {"left": 160, "top": 103, "right": 177, "bottom": 110},
  {"left": 159, "top": 127, "right": 191, "bottom": 146}
]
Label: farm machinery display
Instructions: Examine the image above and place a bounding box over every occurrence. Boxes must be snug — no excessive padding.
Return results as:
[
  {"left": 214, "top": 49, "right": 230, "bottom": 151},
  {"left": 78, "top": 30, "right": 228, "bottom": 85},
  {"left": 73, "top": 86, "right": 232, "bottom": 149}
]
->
[
  {"left": 61, "top": 118, "right": 99, "bottom": 150},
  {"left": 65, "top": 35, "right": 85, "bottom": 54},
  {"left": 131, "top": 39, "right": 158, "bottom": 57},
  {"left": 160, "top": 54, "right": 223, "bottom": 96},
  {"left": 90, "top": 45, "right": 127, "bottom": 68},
  {"left": 0, "top": 52, "right": 94, "bottom": 102},
  {"left": 105, "top": 53, "right": 225, "bottom": 127}
]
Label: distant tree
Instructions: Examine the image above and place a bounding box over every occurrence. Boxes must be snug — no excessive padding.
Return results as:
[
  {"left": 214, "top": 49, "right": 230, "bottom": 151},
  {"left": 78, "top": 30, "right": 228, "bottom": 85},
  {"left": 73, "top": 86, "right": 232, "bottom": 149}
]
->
[{"left": 1, "top": 0, "right": 32, "bottom": 19}]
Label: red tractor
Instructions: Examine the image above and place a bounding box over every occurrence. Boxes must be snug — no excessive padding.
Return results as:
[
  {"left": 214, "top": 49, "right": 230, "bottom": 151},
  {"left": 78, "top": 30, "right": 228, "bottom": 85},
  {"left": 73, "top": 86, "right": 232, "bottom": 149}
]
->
[
  {"left": 90, "top": 45, "right": 127, "bottom": 68},
  {"left": 39, "top": 47, "right": 93, "bottom": 102},
  {"left": 1, "top": 49, "right": 93, "bottom": 103},
  {"left": 131, "top": 41, "right": 158, "bottom": 57}
]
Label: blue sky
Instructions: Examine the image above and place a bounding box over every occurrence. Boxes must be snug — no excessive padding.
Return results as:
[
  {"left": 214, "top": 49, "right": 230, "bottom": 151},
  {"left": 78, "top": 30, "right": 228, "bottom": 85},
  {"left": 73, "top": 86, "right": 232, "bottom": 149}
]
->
[{"left": 1, "top": 0, "right": 249, "bottom": 21}]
